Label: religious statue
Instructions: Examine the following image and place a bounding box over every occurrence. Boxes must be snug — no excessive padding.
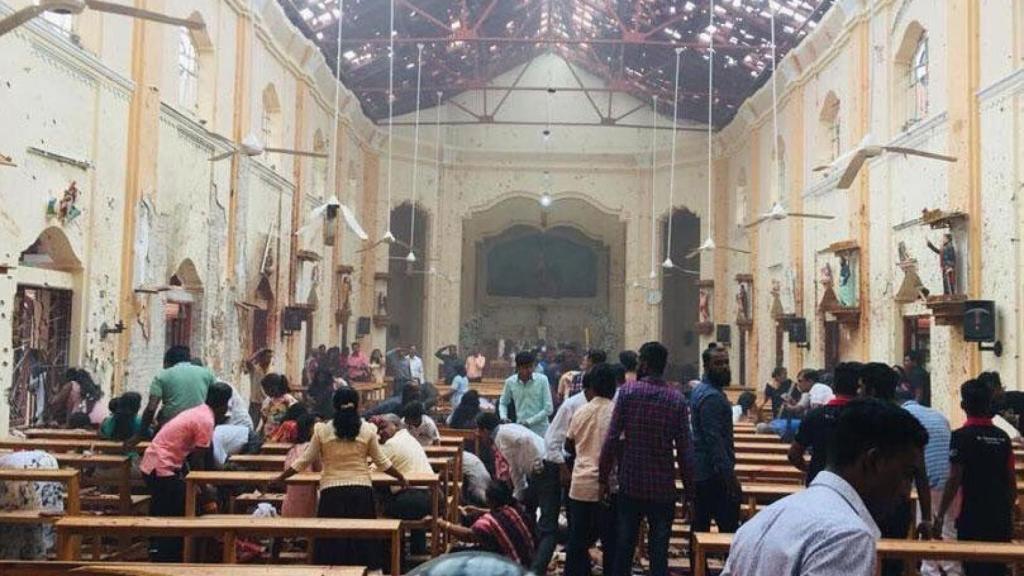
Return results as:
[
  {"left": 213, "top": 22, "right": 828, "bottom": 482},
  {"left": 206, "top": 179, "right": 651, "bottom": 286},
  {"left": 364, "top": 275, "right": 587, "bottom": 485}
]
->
[
  {"left": 820, "top": 262, "right": 834, "bottom": 288},
  {"left": 47, "top": 181, "right": 82, "bottom": 225},
  {"left": 736, "top": 282, "right": 750, "bottom": 323},
  {"left": 376, "top": 291, "right": 388, "bottom": 317},
  {"left": 895, "top": 241, "right": 928, "bottom": 303},
  {"left": 698, "top": 288, "right": 711, "bottom": 324},
  {"left": 770, "top": 279, "right": 784, "bottom": 318},
  {"left": 339, "top": 275, "right": 353, "bottom": 316},
  {"left": 926, "top": 233, "right": 957, "bottom": 295},
  {"left": 837, "top": 255, "right": 856, "bottom": 307}
]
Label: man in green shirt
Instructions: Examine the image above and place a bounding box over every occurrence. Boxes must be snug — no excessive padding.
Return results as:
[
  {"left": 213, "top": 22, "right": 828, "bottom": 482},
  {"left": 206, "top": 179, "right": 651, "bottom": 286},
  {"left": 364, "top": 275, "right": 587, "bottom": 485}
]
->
[
  {"left": 499, "top": 351, "right": 553, "bottom": 437},
  {"left": 128, "top": 345, "right": 214, "bottom": 445}
]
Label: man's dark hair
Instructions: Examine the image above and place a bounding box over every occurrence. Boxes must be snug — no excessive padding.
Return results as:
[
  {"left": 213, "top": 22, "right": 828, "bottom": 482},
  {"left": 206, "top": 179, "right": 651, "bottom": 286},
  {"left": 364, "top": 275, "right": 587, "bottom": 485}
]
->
[
  {"left": 861, "top": 362, "right": 898, "bottom": 401},
  {"left": 978, "top": 371, "right": 1003, "bottom": 392},
  {"left": 639, "top": 341, "right": 668, "bottom": 375},
  {"left": 701, "top": 343, "right": 721, "bottom": 368},
  {"left": 260, "top": 373, "right": 290, "bottom": 397},
  {"left": 587, "top": 349, "right": 608, "bottom": 365},
  {"left": 961, "top": 379, "right": 994, "bottom": 417},
  {"left": 905, "top": 349, "right": 924, "bottom": 366},
  {"left": 797, "top": 368, "right": 818, "bottom": 383},
  {"left": 610, "top": 363, "right": 627, "bottom": 385},
  {"left": 485, "top": 479, "right": 515, "bottom": 508},
  {"left": 737, "top": 391, "right": 757, "bottom": 413},
  {"left": 476, "top": 411, "right": 500, "bottom": 432},
  {"left": 67, "top": 412, "right": 92, "bottom": 429},
  {"left": 514, "top": 351, "right": 535, "bottom": 367},
  {"left": 618, "top": 350, "right": 638, "bottom": 372},
  {"left": 829, "top": 398, "right": 928, "bottom": 469},
  {"left": 588, "top": 363, "right": 617, "bottom": 399},
  {"left": 400, "top": 382, "right": 422, "bottom": 406},
  {"left": 206, "top": 382, "right": 233, "bottom": 409},
  {"left": 402, "top": 401, "right": 425, "bottom": 421},
  {"left": 771, "top": 366, "right": 787, "bottom": 379},
  {"left": 833, "top": 362, "right": 862, "bottom": 397},
  {"left": 894, "top": 387, "right": 915, "bottom": 403},
  {"left": 164, "top": 345, "right": 191, "bottom": 368}
]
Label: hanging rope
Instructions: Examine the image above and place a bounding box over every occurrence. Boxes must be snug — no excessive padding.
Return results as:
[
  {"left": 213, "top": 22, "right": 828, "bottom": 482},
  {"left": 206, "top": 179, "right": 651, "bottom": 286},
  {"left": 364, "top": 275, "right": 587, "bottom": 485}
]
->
[
  {"left": 770, "top": 2, "right": 780, "bottom": 202},
  {"left": 706, "top": 0, "right": 715, "bottom": 243},
  {"left": 407, "top": 43, "right": 424, "bottom": 261},
  {"left": 664, "top": 47, "right": 683, "bottom": 267},
  {"left": 649, "top": 94, "right": 658, "bottom": 278},
  {"left": 327, "top": 0, "right": 344, "bottom": 200},
  {"left": 434, "top": 91, "right": 442, "bottom": 204},
  {"left": 384, "top": 0, "right": 396, "bottom": 239}
]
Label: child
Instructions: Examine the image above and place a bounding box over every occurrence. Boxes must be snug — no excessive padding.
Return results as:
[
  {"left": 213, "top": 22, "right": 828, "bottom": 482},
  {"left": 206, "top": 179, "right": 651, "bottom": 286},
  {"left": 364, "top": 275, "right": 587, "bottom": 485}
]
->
[
  {"left": 99, "top": 392, "right": 144, "bottom": 441},
  {"left": 281, "top": 414, "right": 320, "bottom": 518},
  {"left": 934, "top": 379, "right": 1017, "bottom": 576},
  {"left": 260, "top": 373, "right": 298, "bottom": 439},
  {"left": 268, "top": 403, "right": 309, "bottom": 443},
  {"left": 732, "top": 391, "right": 758, "bottom": 424}
]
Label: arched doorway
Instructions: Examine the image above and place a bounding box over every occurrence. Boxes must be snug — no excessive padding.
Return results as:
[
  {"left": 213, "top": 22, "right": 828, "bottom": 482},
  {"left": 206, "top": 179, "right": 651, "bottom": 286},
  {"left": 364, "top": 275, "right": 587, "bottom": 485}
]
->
[
  {"left": 11, "top": 227, "right": 82, "bottom": 427},
  {"left": 660, "top": 209, "right": 701, "bottom": 380},
  {"left": 387, "top": 202, "right": 430, "bottom": 353},
  {"left": 165, "top": 259, "right": 203, "bottom": 353}
]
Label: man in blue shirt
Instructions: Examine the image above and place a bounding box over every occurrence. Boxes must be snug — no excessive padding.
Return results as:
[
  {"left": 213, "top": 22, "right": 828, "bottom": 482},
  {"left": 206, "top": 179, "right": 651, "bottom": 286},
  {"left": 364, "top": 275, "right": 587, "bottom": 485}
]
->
[
  {"left": 499, "top": 351, "right": 553, "bottom": 437},
  {"left": 689, "top": 344, "right": 740, "bottom": 534}
]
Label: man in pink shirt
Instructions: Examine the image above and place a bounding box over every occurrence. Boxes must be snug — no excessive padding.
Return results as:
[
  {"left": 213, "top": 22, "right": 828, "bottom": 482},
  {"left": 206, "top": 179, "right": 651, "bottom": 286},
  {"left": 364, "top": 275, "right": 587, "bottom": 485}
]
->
[
  {"left": 139, "top": 382, "right": 232, "bottom": 561},
  {"left": 346, "top": 341, "right": 371, "bottom": 382}
]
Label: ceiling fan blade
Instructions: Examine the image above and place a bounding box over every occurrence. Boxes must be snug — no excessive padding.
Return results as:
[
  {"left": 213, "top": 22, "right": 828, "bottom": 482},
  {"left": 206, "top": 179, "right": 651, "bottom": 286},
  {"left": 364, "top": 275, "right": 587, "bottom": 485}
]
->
[
  {"left": 84, "top": 0, "right": 205, "bottom": 29},
  {"left": 263, "top": 147, "right": 328, "bottom": 159},
  {"left": 338, "top": 203, "right": 368, "bottom": 241},
  {"left": 0, "top": 5, "right": 46, "bottom": 37},
  {"left": 356, "top": 238, "right": 385, "bottom": 253},
  {"left": 0, "top": 153, "right": 16, "bottom": 167},
  {"left": 883, "top": 146, "right": 958, "bottom": 163},
  {"left": 209, "top": 150, "right": 236, "bottom": 162},
  {"left": 744, "top": 215, "right": 769, "bottom": 229},
  {"left": 788, "top": 212, "right": 835, "bottom": 221},
  {"left": 723, "top": 245, "right": 752, "bottom": 254},
  {"left": 837, "top": 150, "right": 867, "bottom": 189}
]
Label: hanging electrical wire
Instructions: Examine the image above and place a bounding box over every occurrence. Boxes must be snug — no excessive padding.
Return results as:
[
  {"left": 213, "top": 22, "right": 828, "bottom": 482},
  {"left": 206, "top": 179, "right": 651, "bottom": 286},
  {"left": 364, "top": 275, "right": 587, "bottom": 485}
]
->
[
  {"left": 662, "top": 46, "right": 683, "bottom": 269},
  {"left": 649, "top": 94, "right": 658, "bottom": 280},
  {"left": 384, "top": 0, "right": 396, "bottom": 243},
  {"left": 405, "top": 43, "right": 425, "bottom": 264}
]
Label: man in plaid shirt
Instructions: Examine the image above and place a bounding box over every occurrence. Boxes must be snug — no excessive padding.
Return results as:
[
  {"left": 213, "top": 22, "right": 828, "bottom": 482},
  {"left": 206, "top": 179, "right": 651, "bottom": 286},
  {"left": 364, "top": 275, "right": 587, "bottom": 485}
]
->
[{"left": 598, "top": 341, "right": 695, "bottom": 576}]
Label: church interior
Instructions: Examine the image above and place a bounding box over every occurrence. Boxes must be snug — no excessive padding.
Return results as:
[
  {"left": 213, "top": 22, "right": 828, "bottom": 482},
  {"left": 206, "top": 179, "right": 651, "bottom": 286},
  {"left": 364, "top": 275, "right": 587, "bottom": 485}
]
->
[{"left": 2, "top": 0, "right": 1024, "bottom": 574}]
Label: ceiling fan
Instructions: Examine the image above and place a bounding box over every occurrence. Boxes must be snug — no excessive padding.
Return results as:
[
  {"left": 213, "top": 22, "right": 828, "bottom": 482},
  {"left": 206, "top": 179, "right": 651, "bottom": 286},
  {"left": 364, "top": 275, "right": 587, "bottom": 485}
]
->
[
  {"left": 813, "top": 134, "right": 958, "bottom": 189},
  {"left": 0, "top": 0, "right": 204, "bottom": 37},
  {"left": 744, "top": 5, "right": 834, "bottom": 231},
  {"left": 745, "top": 201, "right": 834, "bottom": 228},
  {"left": 207, "top": 131, "right": 326, "bottom": 163},
  {"left": 294, "top": 195, "right": 368, "bottom": 241},
  {"left": 687, "top": 10, "right": 749, "bottom": 261}
]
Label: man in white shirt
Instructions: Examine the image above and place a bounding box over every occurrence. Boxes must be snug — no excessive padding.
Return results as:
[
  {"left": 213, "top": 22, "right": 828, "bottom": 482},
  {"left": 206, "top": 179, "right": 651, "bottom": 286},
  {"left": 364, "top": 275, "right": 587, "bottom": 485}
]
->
[
  {"left": 373, "top": 414, "right": 433, "bottom": 556},
  {"left": 408, "top": 346, "right": 425, "bottom": 383},
  {"left": 402, "top": 401, "right": 439, "bottom": 446},
  {"left": 476, "top": 412, "right": 556, "bottom": 574},
  {"left": 461, "top": 450, "right": 492, "bottom": 506},
  {"left": 221, "top": 381, "right": 254, "bottom": 430},
  {"left": 722, "top": 399, "right": 928, "bottom": 576}
]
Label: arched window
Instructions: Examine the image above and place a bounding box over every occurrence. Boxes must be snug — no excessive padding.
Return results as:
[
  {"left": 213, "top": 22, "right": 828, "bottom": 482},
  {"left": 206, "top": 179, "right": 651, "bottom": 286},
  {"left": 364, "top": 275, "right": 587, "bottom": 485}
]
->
[
  {"left": 773, "top": 137, "right": 786, "bottom": 204},
  {"left": 895, "top": 22, "right": 928, "bottom": 131},
  {"left": 177, "top": 27, "right": 199, "bottom": 111},
  {"left": 312, "top": 130, "right": 328, "bottom": 200},
  {"left": 818, "top": 92, "right": 841, "bottom": 164},
  {"left": 261, "top": 84, "right": 282, "bottom": 166}
]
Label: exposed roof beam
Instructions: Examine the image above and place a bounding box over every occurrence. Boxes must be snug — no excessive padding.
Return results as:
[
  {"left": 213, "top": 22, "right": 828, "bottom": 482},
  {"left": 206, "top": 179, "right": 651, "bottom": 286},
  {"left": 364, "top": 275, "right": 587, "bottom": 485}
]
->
[
  {"left": 377, "top": 119, "right": 709, "bottom": 132},
  {"left": 339, "top": 36, "right": 762, "bottom": 51}
]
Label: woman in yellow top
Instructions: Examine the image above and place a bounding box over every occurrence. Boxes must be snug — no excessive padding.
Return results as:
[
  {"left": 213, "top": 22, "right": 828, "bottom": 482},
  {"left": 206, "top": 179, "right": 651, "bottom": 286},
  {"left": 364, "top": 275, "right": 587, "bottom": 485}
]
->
[{"left": 277, "top": 386, "right": 407, "bottom": 568}]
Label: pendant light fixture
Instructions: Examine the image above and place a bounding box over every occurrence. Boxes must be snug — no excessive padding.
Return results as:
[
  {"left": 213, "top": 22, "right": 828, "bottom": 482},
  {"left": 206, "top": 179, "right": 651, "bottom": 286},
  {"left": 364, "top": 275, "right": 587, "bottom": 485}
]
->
[{"left": 383, "top": 0, "right": 396, "bottom": 244}]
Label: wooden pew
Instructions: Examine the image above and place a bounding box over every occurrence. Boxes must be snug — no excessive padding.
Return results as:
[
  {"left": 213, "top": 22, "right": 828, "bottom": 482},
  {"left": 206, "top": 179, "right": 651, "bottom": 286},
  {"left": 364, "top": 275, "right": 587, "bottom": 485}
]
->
[
  {"left": 734, "top": 464, "right": 804, "bottom": 483},
  {"left": 735, "top": 453, "right": 792, "bottom": 465},
  {"left": 0, "top": 561, "right": 367, "bottom": 576},
  {"left": 733, "top": 442, "right": 789, "bottom": 454},
  {"left": 54, "top": 516, "right": 402, "bottom": 576},
  {"left": 437, "top": 427, "right": 479, "bottom": 454},
  {"left": 0, "top": 468, "right": 80, "bottom": 517},
  {"left": 182, "top": 470, "right": 441, "bottom": 556},
  {"left": 691, "top": 532, "right": 1024, "bottom": 576},
  {"left": 20, "top": 428, "right": 99, "bottom": 440},
  {"left": 733, "top": 433, "right": 784, "bottom": 444}
]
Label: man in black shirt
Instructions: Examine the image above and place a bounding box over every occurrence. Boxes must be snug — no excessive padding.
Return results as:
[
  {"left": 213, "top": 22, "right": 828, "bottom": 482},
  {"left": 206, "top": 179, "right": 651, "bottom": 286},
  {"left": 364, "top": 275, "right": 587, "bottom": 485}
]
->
[
  {"left": 789, "top": 362, "right": 861, "bottom": 485},
  {"left": 759, "top": 367, "right": 794, "bottom": 419},
  {"left": 935, "top": 379, "right": 1016, "bottom": 576}
]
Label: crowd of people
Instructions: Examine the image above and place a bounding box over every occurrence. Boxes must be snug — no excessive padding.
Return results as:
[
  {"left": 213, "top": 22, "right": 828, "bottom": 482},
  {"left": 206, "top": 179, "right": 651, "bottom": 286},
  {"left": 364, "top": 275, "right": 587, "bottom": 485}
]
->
[{"left": 6, "top": 337, "right": 1023, "bottom": 576}]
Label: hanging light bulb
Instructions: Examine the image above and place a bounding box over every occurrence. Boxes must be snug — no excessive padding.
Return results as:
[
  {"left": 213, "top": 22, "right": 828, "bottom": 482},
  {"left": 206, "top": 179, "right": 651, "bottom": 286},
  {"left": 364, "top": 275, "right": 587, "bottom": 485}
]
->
[
  {"left": 405, "top": 250, "right": 417, "bottom": 263},
  {"left": 662, "top": 256, "right": 675, "bottom": 269},
  {"left": 540, "top": 193, "right": 553, "bottom": 207},
  {"left": 540, "top": 170, "right": 553, "bottom": 207}
]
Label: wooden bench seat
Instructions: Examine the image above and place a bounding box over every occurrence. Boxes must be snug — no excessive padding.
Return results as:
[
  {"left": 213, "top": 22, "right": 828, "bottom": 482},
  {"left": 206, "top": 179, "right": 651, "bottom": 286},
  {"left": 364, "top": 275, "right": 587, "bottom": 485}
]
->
[
  {"left": 0, "top": 468, "right": 81, "bottom": 515},
  {"left": 692, "top": 532, "right": 1024, "bottom": 576},
  {"left": 0, "top": 560, "right": 367, "bottom": 576},
  {"left": 54, "top": 516, "right": 402, "bottom": 575},
  {"left": 0, "top": 509, "right": 65, "bottom": 524},
  {"left": 80, "top": 493, "right": 150, "bottom": 511}
]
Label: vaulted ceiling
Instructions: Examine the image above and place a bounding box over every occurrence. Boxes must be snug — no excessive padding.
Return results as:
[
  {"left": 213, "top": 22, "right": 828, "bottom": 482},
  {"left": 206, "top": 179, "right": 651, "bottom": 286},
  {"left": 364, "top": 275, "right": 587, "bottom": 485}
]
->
[{"left": 279, "top": 0, "right": 834, "bottom": 128}]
